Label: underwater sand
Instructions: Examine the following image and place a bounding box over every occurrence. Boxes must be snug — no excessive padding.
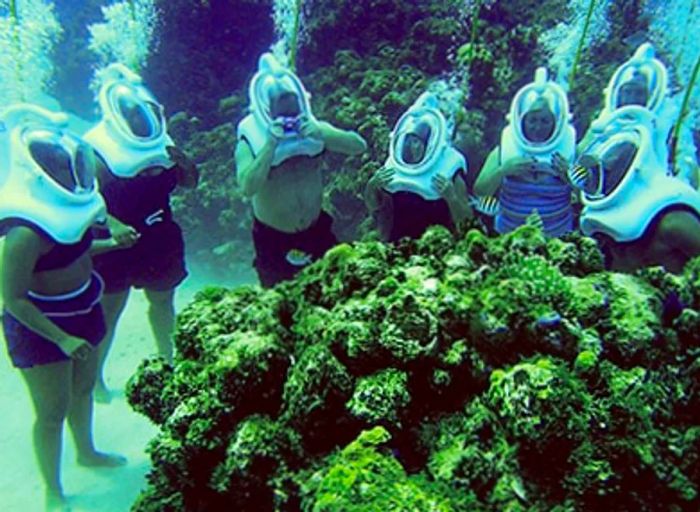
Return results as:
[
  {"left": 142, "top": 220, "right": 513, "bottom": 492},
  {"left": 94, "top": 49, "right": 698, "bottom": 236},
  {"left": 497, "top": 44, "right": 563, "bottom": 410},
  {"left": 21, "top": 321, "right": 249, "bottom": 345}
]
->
[{"left": 0, "top": 264, "right": 255, "bottom": 511}]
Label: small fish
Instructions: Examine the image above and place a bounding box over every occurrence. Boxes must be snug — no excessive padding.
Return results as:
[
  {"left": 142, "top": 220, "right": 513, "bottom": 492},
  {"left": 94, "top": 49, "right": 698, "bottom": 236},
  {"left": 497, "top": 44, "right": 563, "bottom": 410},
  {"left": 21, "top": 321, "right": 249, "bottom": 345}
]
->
[
  {"left": 470, "top": 195, "right": 500, "bottom": 216},
  {"left": 567, "top": 164, "right": 590, "bottom": 189},
  {"left": 536, "top": 312, "right": 561, "bottom": 328}
]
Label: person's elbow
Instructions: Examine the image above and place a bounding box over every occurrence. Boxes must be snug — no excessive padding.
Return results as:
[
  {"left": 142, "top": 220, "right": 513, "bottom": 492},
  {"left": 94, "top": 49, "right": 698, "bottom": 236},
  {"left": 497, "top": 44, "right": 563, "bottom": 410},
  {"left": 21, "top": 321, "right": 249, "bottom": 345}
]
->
[
  {"left": 333, "top": 131, "right": 366, "bottom": 156},
  {"left": 472, "top": 177, "right": 490, "bottom": 197},
  {"left": 238, "top": 172, "right": 257, "bottom": 198},
  {"left": 347, "top": 133, "right": 368, "bottom": 155}
]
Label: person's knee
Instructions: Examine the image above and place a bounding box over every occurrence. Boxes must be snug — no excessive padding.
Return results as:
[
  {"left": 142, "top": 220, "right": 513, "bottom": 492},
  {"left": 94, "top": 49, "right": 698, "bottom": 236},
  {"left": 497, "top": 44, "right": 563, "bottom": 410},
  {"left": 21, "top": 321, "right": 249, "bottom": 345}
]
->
[
  {"left": 145, "top": 289, "right": 176, "bottom": 317},
  {"left": 35, "top": 395, "right": 70, "bottom": 427}
]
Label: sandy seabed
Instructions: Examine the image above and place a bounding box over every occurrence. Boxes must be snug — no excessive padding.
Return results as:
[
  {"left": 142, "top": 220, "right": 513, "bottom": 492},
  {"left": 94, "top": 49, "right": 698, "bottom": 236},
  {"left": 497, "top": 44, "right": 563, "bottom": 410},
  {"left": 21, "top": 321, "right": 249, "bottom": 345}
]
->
[{"left": 0, "top": 266, "right": 254, "bottom": 512}]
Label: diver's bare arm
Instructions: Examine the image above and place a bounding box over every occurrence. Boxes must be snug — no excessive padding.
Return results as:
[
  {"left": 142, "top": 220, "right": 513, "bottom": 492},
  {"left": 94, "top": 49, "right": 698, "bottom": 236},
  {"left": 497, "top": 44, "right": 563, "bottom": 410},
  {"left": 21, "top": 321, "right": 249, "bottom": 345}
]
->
[
  {"left": 235, "top": 137, "right": 277, "bottom": 197},
  {"left": 1, "top": 227, "right": 74, "bottom": 347},
  {"left": 363, "top": 182, "right": 389, "bottom": 213},
  {"left": 445, "top": 175, "right": 473, "bottom": 224},
  {"left": 659, "top": 211, "right": 700, "bottom": 261},
  {"left": 473, "top": 148, "right": 532, "bottom": 196},
  {"left": 319, "top": 121, "right": 367, "bottom": 155},
  {"left": 473, "top": 148, "right": 505, "bottom": 196}
]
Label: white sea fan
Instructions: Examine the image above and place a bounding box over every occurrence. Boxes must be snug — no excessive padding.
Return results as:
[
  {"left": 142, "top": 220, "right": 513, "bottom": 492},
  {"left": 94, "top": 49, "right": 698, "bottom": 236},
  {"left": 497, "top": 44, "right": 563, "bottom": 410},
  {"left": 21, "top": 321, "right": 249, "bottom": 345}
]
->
[
  {"left": 88, "top": 0, "right": 158, "bottom": 73},
  {"left": 0, "top": 0, "right": 62, "bottom": 109},
  {"left": 539, "top": 0, "right": 612, "bottom": 87}
]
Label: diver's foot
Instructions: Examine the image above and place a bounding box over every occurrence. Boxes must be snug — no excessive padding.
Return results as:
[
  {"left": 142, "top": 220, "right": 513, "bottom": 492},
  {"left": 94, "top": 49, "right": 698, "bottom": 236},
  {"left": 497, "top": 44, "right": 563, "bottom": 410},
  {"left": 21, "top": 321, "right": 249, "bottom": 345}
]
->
[
  {"left": 94, "top": 381, "right": 112, "bottom": 404},
  {"left": 77, "top": 451, "right": 127, "bottom": 468},
  {"left": 46, "top": 489, "right": 71, "bottom": 512}
]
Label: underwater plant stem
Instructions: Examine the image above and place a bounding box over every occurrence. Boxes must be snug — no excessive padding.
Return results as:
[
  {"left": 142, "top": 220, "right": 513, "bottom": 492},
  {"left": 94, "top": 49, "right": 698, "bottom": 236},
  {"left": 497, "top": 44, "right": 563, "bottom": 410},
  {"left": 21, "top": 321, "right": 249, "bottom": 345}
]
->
[
  {"left": 289, "top": 0, "right": 303, "bottom": 71},
  {"left": 670, "top": 52, "right": 700, "bottom": 170},
  {"left": 568, "top": 0, "right": 597, "bottom": 91}
]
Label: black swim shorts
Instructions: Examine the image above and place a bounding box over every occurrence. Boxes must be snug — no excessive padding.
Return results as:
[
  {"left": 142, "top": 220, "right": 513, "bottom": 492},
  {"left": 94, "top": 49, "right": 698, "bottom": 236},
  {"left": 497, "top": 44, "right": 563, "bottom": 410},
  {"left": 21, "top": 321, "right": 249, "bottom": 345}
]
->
[
  {"left": 252, "top": 211, "right": 338, "bottom": 288},
  {"left": 3, "top": 272, "right": 106, "bottom": 368},
  {"left": 92, "top": 221, "right": 188, "bottom": 294}
]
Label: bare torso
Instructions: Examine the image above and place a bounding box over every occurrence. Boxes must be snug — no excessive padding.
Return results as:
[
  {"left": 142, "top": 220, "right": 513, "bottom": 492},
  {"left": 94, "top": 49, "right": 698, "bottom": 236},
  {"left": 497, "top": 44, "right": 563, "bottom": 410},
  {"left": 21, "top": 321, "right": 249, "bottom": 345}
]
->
[
  {"left": 252, "top": 156, "right": 324, "bottom": 232},
  {"left": 31, "top": 252, "right": 94, "bottom": 295}
]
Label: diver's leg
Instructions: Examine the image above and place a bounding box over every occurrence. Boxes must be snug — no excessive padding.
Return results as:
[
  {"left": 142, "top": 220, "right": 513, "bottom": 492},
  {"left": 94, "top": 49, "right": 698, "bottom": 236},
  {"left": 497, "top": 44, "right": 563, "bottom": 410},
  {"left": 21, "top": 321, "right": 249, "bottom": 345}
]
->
[
  {"left": 143, "top": 287, "right": 176, "bottom": 363},
  {"left": 94, "top": 289, "right": 130, "bottom": 403},
  {"left": 68, "top": 348, "right": 126, "bottom": 467},
  {"left": 20, "top": 360, "right": 72, "bottom": 510}
]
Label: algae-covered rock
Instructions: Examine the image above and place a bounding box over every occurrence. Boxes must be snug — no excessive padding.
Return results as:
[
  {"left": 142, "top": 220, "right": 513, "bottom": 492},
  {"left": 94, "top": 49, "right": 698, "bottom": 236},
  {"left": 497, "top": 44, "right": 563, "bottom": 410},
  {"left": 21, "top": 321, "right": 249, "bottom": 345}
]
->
[
  {"left": 209, "top": 415, "right": 302, "bottom": 509},
  {"left": 281, "top": 344, "right": 357, "bottom": 453},
  {"left": 347, "top": 368, "right": 411, "bottom": 428},
  {"left": 299, "top": 427, "right": 463, "bottom": 512},
  {"left": 211, "top": 330, "right": 290, "bottom": 415},
  {"left": 125, "top": 356, "right": 176, "bottom": 426},
  {"left": 127, "top": 221, "right": 700, "bottom": 510}
]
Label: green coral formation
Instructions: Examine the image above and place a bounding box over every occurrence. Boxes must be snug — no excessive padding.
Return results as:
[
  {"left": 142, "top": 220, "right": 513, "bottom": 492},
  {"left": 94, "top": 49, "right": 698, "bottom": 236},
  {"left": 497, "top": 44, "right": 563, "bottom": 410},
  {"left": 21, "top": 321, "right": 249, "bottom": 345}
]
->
[
  {"left": 299, "top": 427, "right": 464, "bottom": 511},
  {"left": 126, "top": 222, "right": 700, "bottom": 510}
]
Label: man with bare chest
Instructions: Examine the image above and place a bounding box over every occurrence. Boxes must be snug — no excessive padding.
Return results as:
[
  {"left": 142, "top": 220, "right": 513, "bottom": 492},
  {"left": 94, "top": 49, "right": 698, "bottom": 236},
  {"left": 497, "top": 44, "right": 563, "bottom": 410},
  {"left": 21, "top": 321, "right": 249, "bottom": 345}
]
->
[{"left": 235, "top": 53, "right": 366, "bottom": 286}]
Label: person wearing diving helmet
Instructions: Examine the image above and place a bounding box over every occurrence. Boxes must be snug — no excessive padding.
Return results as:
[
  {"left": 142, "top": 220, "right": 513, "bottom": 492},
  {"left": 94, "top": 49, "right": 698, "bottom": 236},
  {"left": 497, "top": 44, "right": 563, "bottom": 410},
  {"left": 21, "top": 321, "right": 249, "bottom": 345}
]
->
[
  {"left": 82, "top": 63, "right": 199, "bottom": 402},
  {"left": 578, "top": 43, "right": 699, "bottom": 187},
  {"left": 0, "top": 104, "right": 127, "bottom": 511},
  {"left": 571, "top": 104, "right": 700, "bottom": 274},
  {"left": 474, "top": 68, "right": 577, "bottom": 237},
  {"left": 364, "top": 91, "right": 472, "bottom": 242},
  {"left": 235, "top": 52, "right": 367, "bottom": 287}
]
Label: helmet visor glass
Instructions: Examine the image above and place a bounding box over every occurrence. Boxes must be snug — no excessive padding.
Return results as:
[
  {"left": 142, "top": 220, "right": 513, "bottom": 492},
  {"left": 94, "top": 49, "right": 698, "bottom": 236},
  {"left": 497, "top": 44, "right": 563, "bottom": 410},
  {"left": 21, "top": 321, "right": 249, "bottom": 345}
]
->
[
  {"left": 28, "top": 133, "right": 96, "bottom": 193},
  {"left": 113, "top": 85, "right": 163, "bottom": 140},
  {"left": 73, "top": 144, "right": 97, "bottom": 190}
]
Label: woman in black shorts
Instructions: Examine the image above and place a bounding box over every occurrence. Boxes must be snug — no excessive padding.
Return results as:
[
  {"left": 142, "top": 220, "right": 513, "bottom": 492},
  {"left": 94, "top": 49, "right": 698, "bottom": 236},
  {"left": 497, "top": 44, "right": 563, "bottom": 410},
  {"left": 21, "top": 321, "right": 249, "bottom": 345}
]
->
[
  {"left": 1, "top": 104, "right": 126, "bottom": 511},
  {"left": 83, "top": 64, "right": 198, "bottom": 402}
]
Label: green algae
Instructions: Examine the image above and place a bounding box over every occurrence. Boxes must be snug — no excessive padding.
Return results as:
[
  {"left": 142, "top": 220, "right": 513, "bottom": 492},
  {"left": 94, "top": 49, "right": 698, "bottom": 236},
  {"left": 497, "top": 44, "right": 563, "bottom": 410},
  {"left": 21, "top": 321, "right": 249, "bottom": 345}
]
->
[{"left": 127, "top": 222, "right": 700, "bottom": 510}]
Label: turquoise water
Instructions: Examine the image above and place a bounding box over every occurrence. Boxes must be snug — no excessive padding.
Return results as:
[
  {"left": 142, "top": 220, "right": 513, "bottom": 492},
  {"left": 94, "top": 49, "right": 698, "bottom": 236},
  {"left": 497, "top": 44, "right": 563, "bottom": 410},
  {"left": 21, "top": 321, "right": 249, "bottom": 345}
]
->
[{"left": 1, "top": 1, "right": 699, "bottom": 510}]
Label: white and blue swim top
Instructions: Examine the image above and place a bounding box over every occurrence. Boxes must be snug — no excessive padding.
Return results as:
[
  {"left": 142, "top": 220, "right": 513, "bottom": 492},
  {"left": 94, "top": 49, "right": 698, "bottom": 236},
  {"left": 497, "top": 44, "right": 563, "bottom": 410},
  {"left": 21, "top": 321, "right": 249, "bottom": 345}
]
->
[
  {"left": 237, "top": 52, "right": 324, "bottom": 167},
  {"left": 577, "top": 105, "right": 700, "bottom": 242},
  {"left": 603, "top": 43, "right": 669, "bottom": 115},
  {"left": 83, "top": 63, "right": 174, "bottom": 178},
  {"left": 501, "top": 67, "right": 575, "bottom": 164},
  {"left": 0, "top": 103, "right": 106, "bottom": 243},
  {"left": 384, "top": 91, "right": 466, "bottom": 200}
]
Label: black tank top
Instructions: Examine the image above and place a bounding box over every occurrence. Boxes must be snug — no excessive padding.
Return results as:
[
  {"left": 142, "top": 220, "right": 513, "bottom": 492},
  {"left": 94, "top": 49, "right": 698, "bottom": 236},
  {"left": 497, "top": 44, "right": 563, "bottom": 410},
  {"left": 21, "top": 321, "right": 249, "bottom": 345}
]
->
[
  {"left": 388, "top": 191, "right": 453, "bottom": 243},
  {"left": 96, "top": 157, "right": 177, "bottom": 231}
]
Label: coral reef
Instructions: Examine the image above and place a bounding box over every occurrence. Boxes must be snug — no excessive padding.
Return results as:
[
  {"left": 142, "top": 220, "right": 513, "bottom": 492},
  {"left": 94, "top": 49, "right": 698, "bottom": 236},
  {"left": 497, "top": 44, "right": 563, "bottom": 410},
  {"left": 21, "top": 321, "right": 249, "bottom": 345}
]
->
[{"left": 127, "top": 222, "right": 700, "bottom": 510}]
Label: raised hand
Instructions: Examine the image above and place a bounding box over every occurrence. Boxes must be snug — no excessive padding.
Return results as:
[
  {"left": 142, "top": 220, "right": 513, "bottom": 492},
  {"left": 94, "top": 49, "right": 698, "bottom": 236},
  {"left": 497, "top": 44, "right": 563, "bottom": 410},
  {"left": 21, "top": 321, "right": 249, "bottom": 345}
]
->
[
  {"left": 432, "top": 174, "right": 457, "bottom": 201},
  {"left": 368, "top": 166, "right": 395, "bottom": 191},
  {"left": 299, "top": 115, "right": 322, "bottom": 140}
]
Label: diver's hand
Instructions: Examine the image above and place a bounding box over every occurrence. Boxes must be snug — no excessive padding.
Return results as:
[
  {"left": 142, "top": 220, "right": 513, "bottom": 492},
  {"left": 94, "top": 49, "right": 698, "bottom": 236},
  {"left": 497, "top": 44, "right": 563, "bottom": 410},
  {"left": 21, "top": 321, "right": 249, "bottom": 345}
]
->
[
  {"left": 551, "top": 152, "right": 569, "bottom": 178},
  {"left": 368, "top": 167, "right": 395, "bottom": 191},
  {"left": 166, "top": 146, "right": 193, "bottom": 169},
  {"left": 166, "top": 146, "right": 199, "bottom": 187},
  {"left": 269, "top": 119, "right": 286, "bottom": 141},
  {"left": 299, "top": 115, "right": 322, "bottom": 140},
  {"left": 432, "top": 174, "right": 458, "bottom": 201},
  {"left": 501, "top": 156, "right": 536, "bottom": 176},
  {"left": 107, "top": 217, "right": 140, "bottom": 248},
  {"left": 58, "top": 336, "right": 93, "bottom": 360},
  {"left": 567, "top": 154, "right": 599, "bottom": 190}
]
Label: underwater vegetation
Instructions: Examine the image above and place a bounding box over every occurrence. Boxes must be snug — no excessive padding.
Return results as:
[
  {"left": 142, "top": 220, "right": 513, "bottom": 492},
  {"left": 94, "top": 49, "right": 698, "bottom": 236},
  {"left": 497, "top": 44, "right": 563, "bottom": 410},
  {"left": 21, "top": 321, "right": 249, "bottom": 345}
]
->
[{"left": 127, "top": 221, "right": 700, "bottom": 510}]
